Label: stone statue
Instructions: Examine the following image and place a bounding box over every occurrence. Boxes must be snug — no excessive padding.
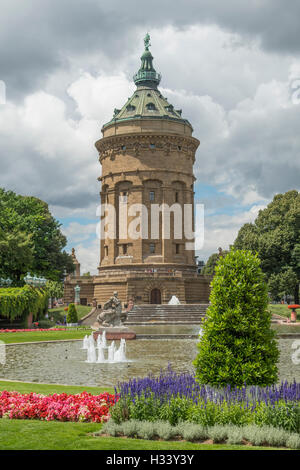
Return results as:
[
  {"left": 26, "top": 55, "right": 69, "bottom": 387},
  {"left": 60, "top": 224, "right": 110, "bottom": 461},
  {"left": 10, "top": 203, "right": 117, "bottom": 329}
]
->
[
  {"left": 96, "top": 291, "right": 127, "bottom": 327},
  {"left": 144, "top": 33, "right": 151, "bottom": 50}
]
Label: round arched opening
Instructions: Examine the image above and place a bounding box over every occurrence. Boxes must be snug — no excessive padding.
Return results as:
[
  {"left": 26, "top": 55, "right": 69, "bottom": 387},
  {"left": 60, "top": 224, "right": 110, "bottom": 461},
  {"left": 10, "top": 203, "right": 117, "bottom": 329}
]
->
[{"left": 150, "top": 288, "right": 161, "bottom": 304}]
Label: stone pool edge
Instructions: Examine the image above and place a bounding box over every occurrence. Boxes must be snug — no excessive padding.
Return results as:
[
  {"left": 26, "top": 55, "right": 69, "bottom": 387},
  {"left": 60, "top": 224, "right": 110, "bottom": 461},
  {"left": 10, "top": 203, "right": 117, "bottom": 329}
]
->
[{"left": 3, "top": 332, "right": 300, "bottom": 346}]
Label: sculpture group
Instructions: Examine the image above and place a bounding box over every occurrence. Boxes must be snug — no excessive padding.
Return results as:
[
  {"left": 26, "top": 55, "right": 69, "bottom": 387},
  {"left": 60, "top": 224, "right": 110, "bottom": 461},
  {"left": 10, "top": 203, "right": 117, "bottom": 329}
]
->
[{"left": 97, "top": 291, "right": 127, "bottom": 327}]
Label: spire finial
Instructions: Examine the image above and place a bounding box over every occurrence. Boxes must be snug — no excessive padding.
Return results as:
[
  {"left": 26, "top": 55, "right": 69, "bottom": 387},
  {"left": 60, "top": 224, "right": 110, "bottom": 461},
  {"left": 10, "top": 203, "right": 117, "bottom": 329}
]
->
[
  {"left": 133, "top": 33, "right": 161, "bottom": 88},
  {"left": 144, "top": 33, "right": 151, "bottom": 51}
]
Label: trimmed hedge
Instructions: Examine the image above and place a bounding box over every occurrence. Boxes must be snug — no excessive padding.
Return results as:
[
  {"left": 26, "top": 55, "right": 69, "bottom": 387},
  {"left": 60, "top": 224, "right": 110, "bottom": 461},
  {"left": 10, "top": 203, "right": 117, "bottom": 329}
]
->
[{"left": 0, "top": 285, "right": 48, "bottom": 321}]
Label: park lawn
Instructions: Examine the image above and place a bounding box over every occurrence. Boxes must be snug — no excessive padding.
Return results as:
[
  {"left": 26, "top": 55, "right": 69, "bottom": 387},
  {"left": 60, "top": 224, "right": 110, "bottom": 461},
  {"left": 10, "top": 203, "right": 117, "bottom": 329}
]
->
[
  {"left": 0, "top": 380, "right": 114, "bottom": 395},
  {"left": 268, "top": 304, "right": 298, "bottom": 319},
  {"left": 272, "top": 324, "right": 300, "bottom": 333},
  {"left": 0, "top": 419, "right": 278, "bottom": 450},
  {"left": 0, "top": 328, "right": 91, "bottom": 344},
  {"left": 50, "top": 305, "right": 91, "bottom": 320}
]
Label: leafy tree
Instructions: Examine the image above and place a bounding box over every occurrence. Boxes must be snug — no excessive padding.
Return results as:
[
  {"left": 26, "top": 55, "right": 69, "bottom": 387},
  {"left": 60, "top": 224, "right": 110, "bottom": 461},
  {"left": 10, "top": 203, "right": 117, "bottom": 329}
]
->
[
  {"left": 0, "top": 229, "right": 34, "bottom": 285},
  {"left": 82, "top": 272, "right": 91, "bottom": 277},
  {"left": 46, "top": 280, "right": 64, "bottom": 308},
  {"left": 66, "top": 303, "right": 78, "bottom": 324},
  {"left": 268, "top": 268, "right": 298, "bottom": 301},
  {"left": 0, "top": 188, "right": 74, "bottom": 283},
  {"left": 202, "top": 249, "right": 229, "bottom": 275},
  {"left": 194, "top": 249, "right": 279, "bottom": 386},
  {"left": 234, "top": 190, "right": 300, "bottom": 303}
]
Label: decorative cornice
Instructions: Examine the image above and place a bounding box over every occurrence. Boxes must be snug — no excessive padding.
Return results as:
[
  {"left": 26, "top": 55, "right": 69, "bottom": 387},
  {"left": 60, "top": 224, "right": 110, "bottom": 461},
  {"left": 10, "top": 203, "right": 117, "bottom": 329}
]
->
[
  {"left": 98, "top": 168, "right": 196, "bottom": 184},
  {"left": 95, "top": 133, "right": 199, "bottom": 163}
]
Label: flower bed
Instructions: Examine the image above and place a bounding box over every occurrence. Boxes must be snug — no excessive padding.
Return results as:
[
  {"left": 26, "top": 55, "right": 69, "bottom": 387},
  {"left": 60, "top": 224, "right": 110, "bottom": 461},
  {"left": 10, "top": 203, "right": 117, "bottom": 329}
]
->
[
  {"left": 0, "top": 391, "right": 117, "bottom": 422},
  {"left": 0, "top": 328, "right": 66, "bottom": 333},
  {"left": 112, "top": 366, "right": 300, "bottom": 432}
]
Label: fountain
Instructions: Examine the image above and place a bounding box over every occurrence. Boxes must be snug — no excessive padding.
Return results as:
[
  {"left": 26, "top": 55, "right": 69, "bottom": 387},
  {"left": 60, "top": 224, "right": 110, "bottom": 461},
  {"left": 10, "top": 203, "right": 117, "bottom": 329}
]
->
[
  {"left": 114, "top": 338, "right": 127, "bottom": 362},
  {"left": 86, "top": 335, "right": 97, "bottom": 363},
  {"left": 82, "top": 335, "right": 89, "bottom": 349},
  {"left": 84, "top": 333, "right": 128, "bottom": 363},
  {"left": 168, "top": 295, "right": 181, "bottom": 305}
]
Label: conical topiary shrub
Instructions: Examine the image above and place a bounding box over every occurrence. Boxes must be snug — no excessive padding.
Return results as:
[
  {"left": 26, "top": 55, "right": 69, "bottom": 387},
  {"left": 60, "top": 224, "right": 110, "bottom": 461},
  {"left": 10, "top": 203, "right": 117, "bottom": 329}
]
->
[
  {"left": 194, "top": 249, "right": 279, "bottom": 386},
  {"left": 66, "top": 303, "right": 78, "bottom": 324}
]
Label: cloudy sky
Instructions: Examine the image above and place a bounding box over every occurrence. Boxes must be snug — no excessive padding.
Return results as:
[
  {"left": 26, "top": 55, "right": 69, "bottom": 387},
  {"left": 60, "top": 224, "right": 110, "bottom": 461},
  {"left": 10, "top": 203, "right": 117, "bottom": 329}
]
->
[{"left": 0, "top": 0, "right": 300, "bottom": 273}]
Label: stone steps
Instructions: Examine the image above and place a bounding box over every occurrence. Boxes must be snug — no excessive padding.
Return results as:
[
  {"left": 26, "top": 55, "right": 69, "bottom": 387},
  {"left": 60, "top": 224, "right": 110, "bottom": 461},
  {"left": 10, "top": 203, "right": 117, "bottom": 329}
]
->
[{"left": 125, "top": 303, "right": 209, "bottom": 324}]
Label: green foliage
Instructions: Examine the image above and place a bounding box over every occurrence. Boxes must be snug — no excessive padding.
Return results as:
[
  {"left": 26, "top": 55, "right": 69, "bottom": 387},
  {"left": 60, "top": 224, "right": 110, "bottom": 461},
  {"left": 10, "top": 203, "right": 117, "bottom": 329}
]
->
[
  {"left": 0, "top": 230, "right": 34, "bottom": 286},
  {"left": 0, "top": 286, "right": 48, "bottom": 321},
  {"left": 0, "top": 188, "right": 74, "bottom": 283},
  {"left": 46, "top": 280, "right": 64, "bottom": 299},
  {"left": 234, "top": 190, "right": 300, "bottom": 302},
  {"left": 111, "top": 394, "right": 191, "bottom": 426},
  {"left": 268, "top": 268, "right": 298, "bottom": 301},
  {"left": 194, "top": 249, "right": 279, "bottom": 386},
  {"left": 66, "top": 303, "right": 78, "bottom": 323},
  {"left": 101, "top": 420, "right": 300, "bottom": 448},
  {"left": 202, "top": 250, "right": 229, "bottom": 275}
]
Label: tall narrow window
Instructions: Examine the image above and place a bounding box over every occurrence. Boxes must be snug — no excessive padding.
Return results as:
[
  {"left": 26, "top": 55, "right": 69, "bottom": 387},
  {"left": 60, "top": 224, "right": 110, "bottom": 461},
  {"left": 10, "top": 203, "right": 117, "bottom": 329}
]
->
[
  {"left": 123, "top": 244, "right": 128, "bottom": 255},
  {"left": 175, "top": 192, "right": 179, "bottom": 203},
  {"left": 120, "top": 191, "right": 127, "bottom": 203},
  {"left": 176, "top": 244, "right": 180, "bottom": 254},
  {"left": 150, "top": 243, "right": 155, "bottom": 254},
  {"left": 104, "top": 246, "right": 108, "bottom": 257},
  {"left": 149, "top": 191, "right": 155, "bottom": 201}
]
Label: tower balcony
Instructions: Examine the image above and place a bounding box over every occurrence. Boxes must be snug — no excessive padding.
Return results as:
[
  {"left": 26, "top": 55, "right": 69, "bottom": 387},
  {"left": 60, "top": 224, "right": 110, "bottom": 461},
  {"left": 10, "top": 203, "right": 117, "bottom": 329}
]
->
[{"left": 133, "top": 70, "right": 161, "bottom": 87}]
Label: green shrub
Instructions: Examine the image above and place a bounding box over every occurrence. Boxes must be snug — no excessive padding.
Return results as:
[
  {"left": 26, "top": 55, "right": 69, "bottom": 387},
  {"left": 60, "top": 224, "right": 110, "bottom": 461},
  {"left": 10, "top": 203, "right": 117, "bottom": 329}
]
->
[
  {"left": 100, "top": 420, "right": 121, "bottom": 437},
  {"left": 155, "top": 421, "right": 177, "bottom": 440},
  {"left": 121, "top": 420, "right": 139, "bottom": 438},
  {"left": 136, "top": 421, "right": 156, "bottom": 440},
  {"left": 286, "top": 434, "right": 300, "bottom": 449},
  {"left": 180, "top": 423, "right": 208, "bottom": 442},
  {"left": 100, "top": 419, "right": 300, "bottom": 448},
  {"left": 0, "top": 285, "right": 48, "bottom": 321},
  {"left": 194, "top": 249, "right": 279, "bottom": 386},
  {"left": 226, "top": 428, "right": 244, "bottom": 445},
  {"left": 208, "top": 424, "right": 229, "bottom": 443},
  {"left": 254, "top": 402, "right": 300, "bottom": 433},
  {"left": 242, "top": 425, "right": 266, "bottom": 446},
  {"left": 66, "top": 303, "right": 78, "bottom": 323}
]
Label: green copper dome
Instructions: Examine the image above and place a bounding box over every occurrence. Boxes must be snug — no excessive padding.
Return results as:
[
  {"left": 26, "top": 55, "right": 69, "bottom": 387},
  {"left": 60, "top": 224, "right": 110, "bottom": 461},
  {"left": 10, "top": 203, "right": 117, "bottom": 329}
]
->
[{"left": 103, "top": 34, "right": 192, "bottom": 130}]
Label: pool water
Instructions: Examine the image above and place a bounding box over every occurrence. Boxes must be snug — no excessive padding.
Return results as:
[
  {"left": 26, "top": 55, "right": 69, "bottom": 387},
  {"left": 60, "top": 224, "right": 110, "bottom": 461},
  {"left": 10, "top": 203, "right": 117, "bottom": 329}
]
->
[{"left": 0, "top": 338, "right": 299, "bottom": 388}]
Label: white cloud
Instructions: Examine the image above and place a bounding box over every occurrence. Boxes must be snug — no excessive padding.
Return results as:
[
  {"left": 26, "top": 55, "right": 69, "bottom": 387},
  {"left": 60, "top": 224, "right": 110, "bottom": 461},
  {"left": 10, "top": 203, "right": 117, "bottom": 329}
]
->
[
  {"left": 196, "top": 204, "right": 266, "bottom": 261},
  {"left": 62, "top": 221, "right": 98, "bottom": 243},
  {"left": 74, "top": 239, "right": 99, "bottom": 275},
  {"left": 1, "top": 23, "right": 299, "bottom": 261}
]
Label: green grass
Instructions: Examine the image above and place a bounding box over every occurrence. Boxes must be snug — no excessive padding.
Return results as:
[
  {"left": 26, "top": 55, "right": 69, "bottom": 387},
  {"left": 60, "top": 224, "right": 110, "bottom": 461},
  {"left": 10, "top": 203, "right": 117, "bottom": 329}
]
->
[
  {"left": 0, "top": 380, "right": 114, "bottom": 395},
  {"left": 272, "top": 324, "right": 300, "bottom": 333},
  {"left": 0, "top": 329, "right": 91, "bottom": 344},
  {"left": 0, "top": 419, "right": 278, "bottom": 450},
  {"left": 268, "top": 304, "right": 299, "bottom": 319},
  {"left": 50, "top": 305, "right": 91, "bottom": 320},
  {"left": 0, "top": 380, "right": 281, "bottom": 450}
]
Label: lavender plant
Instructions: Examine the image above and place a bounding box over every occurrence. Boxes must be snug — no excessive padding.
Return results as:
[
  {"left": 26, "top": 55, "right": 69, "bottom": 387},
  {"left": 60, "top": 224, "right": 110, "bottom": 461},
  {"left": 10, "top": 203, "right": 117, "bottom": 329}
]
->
[{"left": 112, "top": 366, "right": 300, "bottom": 431}]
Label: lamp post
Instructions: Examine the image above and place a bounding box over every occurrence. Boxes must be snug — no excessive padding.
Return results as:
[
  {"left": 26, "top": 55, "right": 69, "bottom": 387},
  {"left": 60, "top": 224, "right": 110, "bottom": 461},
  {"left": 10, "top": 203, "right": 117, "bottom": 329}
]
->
[
  {"left": 24, "top": 273, "right": 47, "bottom": 288},
  {"left": 74, "top": 284, "right": 81, "bottom": 305}
]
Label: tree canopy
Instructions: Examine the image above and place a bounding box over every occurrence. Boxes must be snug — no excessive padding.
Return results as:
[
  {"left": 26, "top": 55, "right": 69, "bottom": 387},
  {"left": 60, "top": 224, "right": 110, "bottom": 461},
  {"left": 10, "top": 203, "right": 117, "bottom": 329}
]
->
[
  {"left": 202, "top": 248, "right": 229, "bottom": 275},
  {"left": 234, "top": 190, "right": 300, "bottom": 302},
  {"left": 0, "top": 188, "right": 74, "bottom": 284}
]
